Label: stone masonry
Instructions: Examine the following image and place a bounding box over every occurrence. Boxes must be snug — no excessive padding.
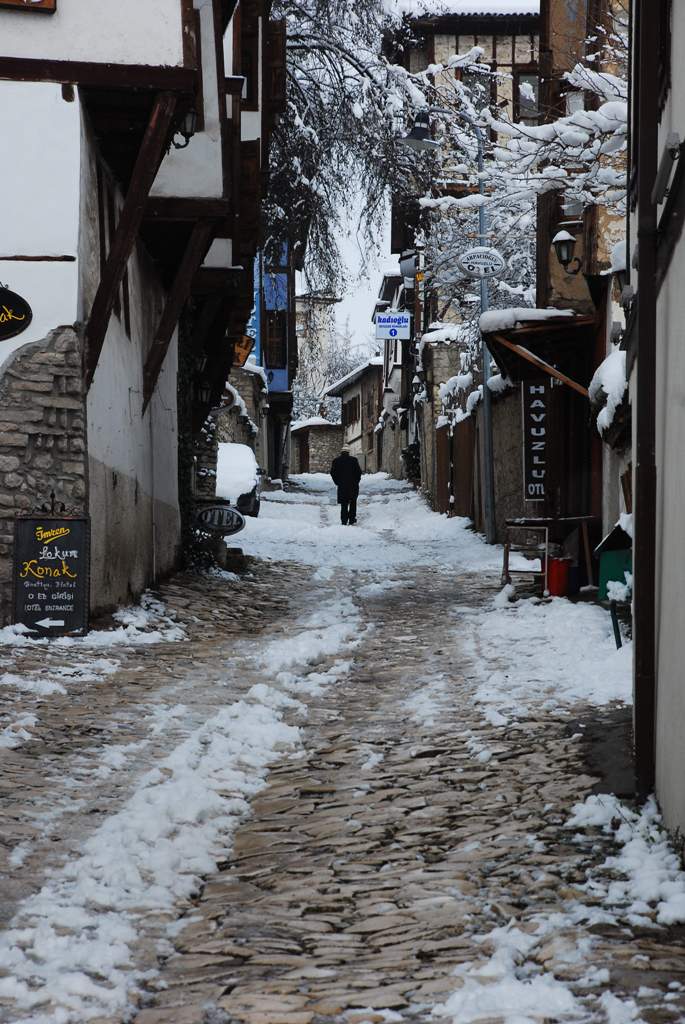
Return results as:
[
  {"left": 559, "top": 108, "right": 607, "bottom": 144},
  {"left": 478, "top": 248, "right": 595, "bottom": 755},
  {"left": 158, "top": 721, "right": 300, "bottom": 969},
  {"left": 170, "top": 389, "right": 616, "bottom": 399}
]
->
[
  {"left": 291, "top": 424, "right": 343, "bottom": 473},
  {"left": 0, "top": 328, "right": 87, "bottom": 624}
]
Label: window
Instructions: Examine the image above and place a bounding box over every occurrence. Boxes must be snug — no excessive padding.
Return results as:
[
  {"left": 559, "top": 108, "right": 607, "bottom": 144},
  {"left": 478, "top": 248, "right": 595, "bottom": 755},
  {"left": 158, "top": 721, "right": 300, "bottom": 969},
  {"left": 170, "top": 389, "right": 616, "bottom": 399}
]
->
[
  {"left": 264, "top": 310, "right": 288, "bottom": 368},
  {"left": 516, "top": 73, "right": 539, "bottom": 125},
  {"left": 342, "top": 395, "right": 360, "bottom": 428}
]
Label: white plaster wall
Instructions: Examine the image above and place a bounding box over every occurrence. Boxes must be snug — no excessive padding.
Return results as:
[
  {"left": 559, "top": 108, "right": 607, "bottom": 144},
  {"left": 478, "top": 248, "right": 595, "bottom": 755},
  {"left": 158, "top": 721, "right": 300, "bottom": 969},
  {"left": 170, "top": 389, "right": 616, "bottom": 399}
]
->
[
  {"left": 0, "top": 0, "right": 184, "bottom": 66},
  {"left": 152, "top": 0, "right": 224, "bottom": 199},
  {"left": 652, "top": 0, "right": 685, "bottom": 834},
  {"left": 79, "top": 116, "right": 180, "bottom": 610},
  {"left": 0, "top": 81, "right": 79, "bottom": 370}
]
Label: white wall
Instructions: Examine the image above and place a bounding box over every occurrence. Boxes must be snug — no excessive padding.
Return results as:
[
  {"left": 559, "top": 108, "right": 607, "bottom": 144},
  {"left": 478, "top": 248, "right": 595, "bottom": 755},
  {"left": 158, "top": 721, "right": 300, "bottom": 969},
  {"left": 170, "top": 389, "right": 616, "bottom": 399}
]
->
[
  {"left": 0, "top": 0, "right": 184, "bottom": 66},
  {"left": 0, "top": 81, "right": 80, "bottom": 370},
  {"left": 152, "top": 0, "right": 224, "bottom": 199},
  {"left": 80, "top": 115, "right": 180, "bottom": 610},
  {"left": 650, "top": 0, "right": 685, "bottom": 833}
]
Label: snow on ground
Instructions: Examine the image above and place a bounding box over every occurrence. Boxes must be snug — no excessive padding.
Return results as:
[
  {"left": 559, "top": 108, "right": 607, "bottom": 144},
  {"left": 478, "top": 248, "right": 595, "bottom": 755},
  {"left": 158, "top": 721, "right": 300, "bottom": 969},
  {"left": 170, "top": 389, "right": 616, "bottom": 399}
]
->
[
  {"left": 459, "top": 589, "right": 632, "bottom": 722},
  {"left": 0, "top": 593, "right": 184, "bottom": 650},
  {"left": 242, "top": 473, "right": 530, "bottom": 573},
  {"left": 0, "top": 599, "right": 361, "bottom": 1022}
]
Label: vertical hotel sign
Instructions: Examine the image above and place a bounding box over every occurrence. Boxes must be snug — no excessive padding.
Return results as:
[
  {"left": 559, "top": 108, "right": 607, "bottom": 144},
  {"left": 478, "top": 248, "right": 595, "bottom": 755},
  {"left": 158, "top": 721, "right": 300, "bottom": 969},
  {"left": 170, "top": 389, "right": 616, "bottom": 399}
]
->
[
  {"left": 13, "top": 516, "right": 89, "bottom": 637},
  {"left": 0, "top": 1, "right": 56, "bottom": 11},
  {"left": 522, "top": 381, "right": 548, "bottom": 502}
]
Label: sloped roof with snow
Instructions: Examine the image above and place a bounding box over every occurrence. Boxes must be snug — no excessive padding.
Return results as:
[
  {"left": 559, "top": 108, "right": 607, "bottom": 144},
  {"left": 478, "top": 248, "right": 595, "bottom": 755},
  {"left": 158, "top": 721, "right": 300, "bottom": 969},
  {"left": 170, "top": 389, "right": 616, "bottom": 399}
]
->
[
  {"left": 291, "top": 417, "right": 342, "bottom": 434},
  {"left": 388, "top": 0, "right": 539, "bottom": 17},
  {"left": 325, "top": 357, "right": 384, "bottom": 398}
]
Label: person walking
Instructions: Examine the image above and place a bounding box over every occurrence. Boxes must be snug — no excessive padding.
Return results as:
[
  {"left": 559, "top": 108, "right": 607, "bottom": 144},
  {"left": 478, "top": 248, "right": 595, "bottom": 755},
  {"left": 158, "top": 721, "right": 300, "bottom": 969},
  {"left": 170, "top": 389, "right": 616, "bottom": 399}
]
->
[{"left": 330, "top": 444, "right": 362, "bottom": 525}]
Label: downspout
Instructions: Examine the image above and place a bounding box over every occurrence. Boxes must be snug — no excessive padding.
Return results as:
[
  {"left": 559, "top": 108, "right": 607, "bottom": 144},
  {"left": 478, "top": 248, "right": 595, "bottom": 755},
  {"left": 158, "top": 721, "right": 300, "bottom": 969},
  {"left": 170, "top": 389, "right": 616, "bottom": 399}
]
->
[{"left": 633, "top": 0, "right": 658, "bottom": 798}]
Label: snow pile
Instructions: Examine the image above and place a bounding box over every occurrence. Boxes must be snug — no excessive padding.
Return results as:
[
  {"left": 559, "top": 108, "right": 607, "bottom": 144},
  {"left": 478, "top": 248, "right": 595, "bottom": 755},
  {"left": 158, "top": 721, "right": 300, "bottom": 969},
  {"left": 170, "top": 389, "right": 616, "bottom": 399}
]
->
[
  {"left": 433, "top": 923, "right": 582, "bottom": 1024},
  {"left": 0, "top": 712, "right": 37, "bottom": 750},
  {"left": 462, "top": 595, "right": 632, "bottom": 717},
  {"left": 0, "top": 595, "right": 184, "bottom": 649},
  {"left": 589, "top": 348, "right": 627, "bottom": 434},
  {"left": 611, "top": 238, "right": 627, "bottom": 273},
  {"left": 216, "top": 441, "right": 258, "bottom": 503},
  {"left": 486, "top": 372, "right": 514, "bottom": 394},
  {"left": 567, "top": 794, "right": 685, "bottom": 927},
  {"left": 421, "top": 322, "right": 470, "bottom": 346},
  {"left": 480, "top": 307, "right": 574, "bottom": 333}
]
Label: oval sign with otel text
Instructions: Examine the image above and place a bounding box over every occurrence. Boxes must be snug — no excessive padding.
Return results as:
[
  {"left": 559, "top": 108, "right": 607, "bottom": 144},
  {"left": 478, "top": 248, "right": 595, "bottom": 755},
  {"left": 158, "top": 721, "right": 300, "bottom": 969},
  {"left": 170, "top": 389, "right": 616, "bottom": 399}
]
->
[
  {"left": 457, "top": 247, "right": 506, "bottom": 280},
  {"left": 0, "top": 287, "right": 33, "bottom": 342},
  {"left": 195, "top": 504, "right": 246, "bottom": 536}
]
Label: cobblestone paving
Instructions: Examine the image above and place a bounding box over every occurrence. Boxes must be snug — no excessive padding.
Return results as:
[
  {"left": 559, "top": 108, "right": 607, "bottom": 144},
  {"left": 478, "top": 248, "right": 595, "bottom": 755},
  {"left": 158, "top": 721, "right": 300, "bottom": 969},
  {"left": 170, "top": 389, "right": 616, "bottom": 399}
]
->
[{"left": 1, "top": 487, "right": 685, "bottom": 1024}]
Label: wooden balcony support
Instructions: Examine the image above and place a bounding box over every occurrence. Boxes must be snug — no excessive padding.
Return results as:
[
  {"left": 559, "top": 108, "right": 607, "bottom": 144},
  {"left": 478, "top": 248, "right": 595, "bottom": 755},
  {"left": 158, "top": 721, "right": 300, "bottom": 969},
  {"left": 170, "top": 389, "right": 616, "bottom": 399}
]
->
[{"left": 85, "top": 91, "right": 178, "bottom": 388}]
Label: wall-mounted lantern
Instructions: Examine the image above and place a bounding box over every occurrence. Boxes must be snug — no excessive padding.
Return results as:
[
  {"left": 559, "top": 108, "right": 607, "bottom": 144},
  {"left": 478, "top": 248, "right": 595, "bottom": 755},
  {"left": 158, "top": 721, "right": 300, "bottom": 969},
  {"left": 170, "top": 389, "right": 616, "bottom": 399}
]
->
[
  {"left": 552, "top": 229, "right": 582, "bottom": 276},
  {"left": 172, "top": 109, "right": 198, "bottom": 150}
]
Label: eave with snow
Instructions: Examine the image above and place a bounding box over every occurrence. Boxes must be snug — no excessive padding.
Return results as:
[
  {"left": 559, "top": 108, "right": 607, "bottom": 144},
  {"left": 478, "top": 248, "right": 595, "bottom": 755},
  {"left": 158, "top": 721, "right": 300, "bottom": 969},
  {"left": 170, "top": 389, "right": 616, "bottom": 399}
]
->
[{"left": 479, "top": 307, "right": 597, "bottom": 397}]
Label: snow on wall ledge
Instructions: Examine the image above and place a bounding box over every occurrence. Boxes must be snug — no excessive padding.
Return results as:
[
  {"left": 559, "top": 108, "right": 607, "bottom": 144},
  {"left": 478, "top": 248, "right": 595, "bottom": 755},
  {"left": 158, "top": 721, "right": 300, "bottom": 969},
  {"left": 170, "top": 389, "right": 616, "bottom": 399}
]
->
[
  {"left": 386, "top": 0, "right": 539, "bottom": 16},
  {"left": 479, "top": 308, "right": 575, "bottom": 334}
]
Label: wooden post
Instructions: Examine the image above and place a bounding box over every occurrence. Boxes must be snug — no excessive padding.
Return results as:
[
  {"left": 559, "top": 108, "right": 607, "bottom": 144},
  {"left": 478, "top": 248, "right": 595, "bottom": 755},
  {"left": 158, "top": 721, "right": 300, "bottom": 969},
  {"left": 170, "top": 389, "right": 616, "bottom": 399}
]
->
[
  {"left": 85, "top": 91, "right": 178, "bottom": 388},
  {"left": 142, "top": 219, "right": 216, "bottom": 411}
]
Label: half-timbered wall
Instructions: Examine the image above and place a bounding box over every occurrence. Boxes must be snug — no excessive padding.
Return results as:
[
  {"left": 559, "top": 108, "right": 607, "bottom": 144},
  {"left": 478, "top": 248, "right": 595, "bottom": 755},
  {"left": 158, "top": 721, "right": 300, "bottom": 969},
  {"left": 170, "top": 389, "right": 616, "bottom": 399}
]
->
[{"left": 0, "top": 0, "right": 186, "bottom": 67}]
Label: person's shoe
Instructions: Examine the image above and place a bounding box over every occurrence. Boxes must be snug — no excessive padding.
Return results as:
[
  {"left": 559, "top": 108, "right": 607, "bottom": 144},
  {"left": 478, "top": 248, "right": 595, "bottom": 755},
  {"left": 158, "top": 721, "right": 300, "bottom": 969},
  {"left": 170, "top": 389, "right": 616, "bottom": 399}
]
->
[{"left": 349, "top": 520, "right": 356, "bottom": 525}]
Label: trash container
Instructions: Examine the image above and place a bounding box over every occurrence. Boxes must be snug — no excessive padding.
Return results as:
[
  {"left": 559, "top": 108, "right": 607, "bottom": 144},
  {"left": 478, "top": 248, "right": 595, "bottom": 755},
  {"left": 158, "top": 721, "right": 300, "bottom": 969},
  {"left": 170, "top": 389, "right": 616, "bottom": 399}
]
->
[{"left": 548, "top": 557, "right": 571, "bottom": 597}]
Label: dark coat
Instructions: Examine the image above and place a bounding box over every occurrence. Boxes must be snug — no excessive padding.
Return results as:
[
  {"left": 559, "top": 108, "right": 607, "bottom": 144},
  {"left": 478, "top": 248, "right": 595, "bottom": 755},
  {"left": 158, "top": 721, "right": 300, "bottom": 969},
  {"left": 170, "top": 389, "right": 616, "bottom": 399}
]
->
[{"left": 330, "top": 452, "right": 362, "bottom": 502}]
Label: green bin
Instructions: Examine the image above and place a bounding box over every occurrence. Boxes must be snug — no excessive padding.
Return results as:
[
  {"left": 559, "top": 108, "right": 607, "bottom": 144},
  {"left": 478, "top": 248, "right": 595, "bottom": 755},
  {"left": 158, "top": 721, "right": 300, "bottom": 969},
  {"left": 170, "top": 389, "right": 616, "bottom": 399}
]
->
[{"left": 598, "top": 549, "right": 632, "bottom": 600}]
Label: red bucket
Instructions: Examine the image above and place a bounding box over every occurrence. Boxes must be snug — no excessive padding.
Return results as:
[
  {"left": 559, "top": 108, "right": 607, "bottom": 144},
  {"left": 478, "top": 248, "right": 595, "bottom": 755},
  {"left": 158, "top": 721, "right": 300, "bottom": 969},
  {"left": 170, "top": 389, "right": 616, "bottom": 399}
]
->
[{"left": 548, "top": 557, "right": 571, "bottom": 597}]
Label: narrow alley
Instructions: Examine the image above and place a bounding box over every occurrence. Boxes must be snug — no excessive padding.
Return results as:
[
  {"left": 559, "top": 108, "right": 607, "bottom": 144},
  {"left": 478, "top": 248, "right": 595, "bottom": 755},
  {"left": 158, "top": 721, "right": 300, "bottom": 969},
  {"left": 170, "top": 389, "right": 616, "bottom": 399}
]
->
[{"left": 0, "top": 477, "right": 682, "bottom": 1024}]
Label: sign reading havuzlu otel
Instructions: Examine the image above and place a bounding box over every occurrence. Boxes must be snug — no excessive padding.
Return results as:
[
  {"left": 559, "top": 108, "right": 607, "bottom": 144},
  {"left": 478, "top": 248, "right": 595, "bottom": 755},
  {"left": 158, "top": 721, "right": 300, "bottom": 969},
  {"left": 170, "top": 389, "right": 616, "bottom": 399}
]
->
[
  {"left": 0, "top": 287, "right": 32, "bottom": 342},
  {"left": 0, "top": 0, "right": 56, "bottom": 11},
  {"left": 522, "top": 381, "right": 549, "bottom": 502},
  {"left": 13, "top": 517, "right": 90, "bottom": 637}
]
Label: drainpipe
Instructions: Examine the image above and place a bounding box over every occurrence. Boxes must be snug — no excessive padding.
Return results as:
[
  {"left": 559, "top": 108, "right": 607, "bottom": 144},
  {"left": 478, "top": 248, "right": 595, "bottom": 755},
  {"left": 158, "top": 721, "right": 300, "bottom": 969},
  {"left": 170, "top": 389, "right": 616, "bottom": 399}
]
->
[
  {"left": 473, "top": 124, "right": 497, "bottom": 545},
  {"left": 633, "top": 0, "right": 658, "bottom": 798}
]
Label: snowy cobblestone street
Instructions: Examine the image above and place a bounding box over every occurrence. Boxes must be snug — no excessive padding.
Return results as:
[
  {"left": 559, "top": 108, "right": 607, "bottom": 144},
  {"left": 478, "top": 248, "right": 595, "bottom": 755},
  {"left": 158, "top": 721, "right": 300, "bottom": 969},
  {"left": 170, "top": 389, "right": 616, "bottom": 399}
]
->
[{"left": 1, "top": 477, "right": 684, "bottom": 1024}]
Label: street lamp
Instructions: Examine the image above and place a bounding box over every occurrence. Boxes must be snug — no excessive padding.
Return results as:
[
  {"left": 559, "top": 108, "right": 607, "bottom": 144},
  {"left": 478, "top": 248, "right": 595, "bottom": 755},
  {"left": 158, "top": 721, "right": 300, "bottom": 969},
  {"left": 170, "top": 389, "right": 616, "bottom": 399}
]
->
[
  {"left": 399, "top": 111, "right": 442, "bottom": 153},
  {"left": 398, "top": 107, "right": 497, "bottom": 544}
]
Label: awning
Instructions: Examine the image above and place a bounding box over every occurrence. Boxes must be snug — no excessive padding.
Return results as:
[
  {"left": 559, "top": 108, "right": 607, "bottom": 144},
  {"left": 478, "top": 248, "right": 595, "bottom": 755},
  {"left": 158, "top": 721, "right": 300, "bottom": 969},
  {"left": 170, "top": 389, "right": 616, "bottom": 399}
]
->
[{"left": 481, "top": 313, "right": 598, "bottom": 396}]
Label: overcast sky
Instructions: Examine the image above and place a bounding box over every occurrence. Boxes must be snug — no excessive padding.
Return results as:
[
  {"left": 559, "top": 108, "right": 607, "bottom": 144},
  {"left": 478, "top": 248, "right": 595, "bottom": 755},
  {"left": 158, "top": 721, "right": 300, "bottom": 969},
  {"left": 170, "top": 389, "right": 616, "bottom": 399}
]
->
[{"left": 334, "top": 197, "right": 395, "bottom": 356}]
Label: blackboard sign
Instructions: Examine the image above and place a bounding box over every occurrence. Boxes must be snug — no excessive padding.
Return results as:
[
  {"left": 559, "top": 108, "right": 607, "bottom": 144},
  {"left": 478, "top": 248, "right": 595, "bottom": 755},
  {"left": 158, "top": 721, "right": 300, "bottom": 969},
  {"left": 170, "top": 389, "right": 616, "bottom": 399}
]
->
[
  {"left": 522, "top": 381, "right": 549, "bottom": 502},
  {"left": 13, "top": 516, "right": 90, "bottom": 637},
  {"left": 0, "top": 287, "right": 32, "bottom": 342}
]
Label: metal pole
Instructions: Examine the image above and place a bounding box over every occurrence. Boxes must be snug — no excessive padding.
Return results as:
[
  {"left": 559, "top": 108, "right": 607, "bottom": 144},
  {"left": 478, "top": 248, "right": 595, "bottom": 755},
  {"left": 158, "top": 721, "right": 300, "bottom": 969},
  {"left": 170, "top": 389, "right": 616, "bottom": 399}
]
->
[{"left": 472, "top": 122, "right": 497, "bottom": 544}]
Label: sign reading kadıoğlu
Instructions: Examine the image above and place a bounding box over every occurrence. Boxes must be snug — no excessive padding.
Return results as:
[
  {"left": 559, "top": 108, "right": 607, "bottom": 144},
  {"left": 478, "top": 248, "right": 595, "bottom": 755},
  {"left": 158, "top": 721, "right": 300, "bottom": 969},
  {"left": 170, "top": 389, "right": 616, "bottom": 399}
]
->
[
  {"left": 0, "top": 0, "right": 56, "bottom": 11},
  {"left": 375, "top": 312, "right": 411, "bottom": 341},
  {"left": 0, "top": 287, "right": 32, "bottom": 342},
  {"left": 13, "top": 516, "right": 90, "bottom": 637},
  {"left": 522, "top": 381, "right": 549, "bottom": 502}
]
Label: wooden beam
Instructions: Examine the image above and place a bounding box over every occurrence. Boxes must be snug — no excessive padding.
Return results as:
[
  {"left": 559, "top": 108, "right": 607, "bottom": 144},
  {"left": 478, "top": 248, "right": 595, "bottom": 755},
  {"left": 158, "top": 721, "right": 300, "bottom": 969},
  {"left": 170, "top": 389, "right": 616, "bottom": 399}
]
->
[
  {"left": 0, "top": 254, "right": 76, "bottom": 262},
  {"left": 85, "top": 91, "right": 178, "bottom": 388},
  {"left": 143, "top": 219, "right": 216, "bottom": 412},
  {"left": 492, "top": 333, "right": 589, "bottom": 397},
  {"left": 145, "top": 196, "right": 232, "bottom": 222},
  {"left": 0, "top": 56, "right": 196, "bottom": 92}
]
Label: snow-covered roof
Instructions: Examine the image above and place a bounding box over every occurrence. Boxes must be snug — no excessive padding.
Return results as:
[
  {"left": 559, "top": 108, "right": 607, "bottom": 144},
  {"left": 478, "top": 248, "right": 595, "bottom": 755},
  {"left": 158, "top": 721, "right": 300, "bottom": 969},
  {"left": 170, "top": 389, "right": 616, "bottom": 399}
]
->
[
  {"left": 291, "top": 417, "right": 342, "bottom": 434},
  {"left": 388, "top": 0, "right": 539, "bottom": 17},
  {"left": 325, "top": 357, "right": 384, "bottom": 398},
  {"left": 479, "top": 308, "right": 575, "bottom": 333}
]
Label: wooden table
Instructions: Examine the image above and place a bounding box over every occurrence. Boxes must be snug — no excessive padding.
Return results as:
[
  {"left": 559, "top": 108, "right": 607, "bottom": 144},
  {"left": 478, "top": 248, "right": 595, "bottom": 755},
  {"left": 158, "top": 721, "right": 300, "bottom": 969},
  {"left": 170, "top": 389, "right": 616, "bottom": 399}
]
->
[{"left": 502, "top": 515, "right": 599, "bottom": 593}]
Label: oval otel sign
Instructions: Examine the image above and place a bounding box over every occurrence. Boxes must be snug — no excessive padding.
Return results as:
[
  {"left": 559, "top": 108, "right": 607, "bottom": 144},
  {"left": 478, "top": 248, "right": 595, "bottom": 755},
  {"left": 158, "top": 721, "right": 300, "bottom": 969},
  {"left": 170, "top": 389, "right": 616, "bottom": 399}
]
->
[
  {"left": 457, "top": 247, "right": 506, "bottom": 280},
  {"left": 0, "top": 287, "right": 33, "bottom": 342},
  {"left": 195, "top": 503, "right": 246, "bottom": 536}
]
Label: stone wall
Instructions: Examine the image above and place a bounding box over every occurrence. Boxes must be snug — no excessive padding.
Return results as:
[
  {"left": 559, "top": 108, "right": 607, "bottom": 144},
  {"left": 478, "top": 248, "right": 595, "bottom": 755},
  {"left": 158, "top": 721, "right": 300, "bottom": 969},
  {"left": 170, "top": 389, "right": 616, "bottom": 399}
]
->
[
  {"left": 0, "top": 327, "right": 87, "bottom": 623},
  {"left": 291, "top": 425, "right": 342, "bottom": 474}
]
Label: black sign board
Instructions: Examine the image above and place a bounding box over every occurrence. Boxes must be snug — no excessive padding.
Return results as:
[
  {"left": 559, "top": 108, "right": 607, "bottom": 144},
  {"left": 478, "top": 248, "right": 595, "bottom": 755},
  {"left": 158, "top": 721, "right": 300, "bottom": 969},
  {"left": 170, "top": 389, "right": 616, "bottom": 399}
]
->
[
  {"left": 13, "top": 516, "right": 90, "bottom": 637},
  {"left": 522, "top": 381, "right": 549, "bottom": 502},
  {"left": 195, "top": 504, "right": 246, "bottom": 536},
  {"left": 0, "top": 287, "right": 32, "bottom": 342}
]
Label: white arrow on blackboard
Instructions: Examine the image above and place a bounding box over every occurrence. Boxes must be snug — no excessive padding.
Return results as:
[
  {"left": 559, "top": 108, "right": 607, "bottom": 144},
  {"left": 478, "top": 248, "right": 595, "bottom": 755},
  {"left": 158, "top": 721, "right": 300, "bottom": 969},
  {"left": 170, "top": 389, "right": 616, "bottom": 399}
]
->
[{"left": 35, "top": 618, "right": 65, "bottom": 629}]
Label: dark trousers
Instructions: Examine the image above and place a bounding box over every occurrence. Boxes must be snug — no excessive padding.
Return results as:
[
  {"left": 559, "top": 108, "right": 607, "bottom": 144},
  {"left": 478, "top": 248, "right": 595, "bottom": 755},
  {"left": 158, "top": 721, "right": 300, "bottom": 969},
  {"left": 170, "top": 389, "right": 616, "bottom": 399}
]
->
[{"left": 340, "top": 496, "right": 357, "bottom": 525}]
